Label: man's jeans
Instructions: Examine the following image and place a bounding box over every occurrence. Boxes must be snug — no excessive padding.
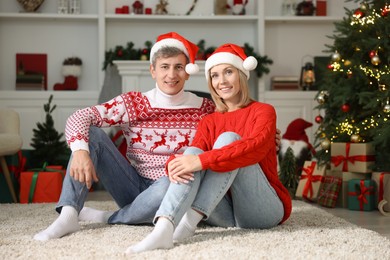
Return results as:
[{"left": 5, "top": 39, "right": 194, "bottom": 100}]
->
[{"left": 57, "top": 127, "right": 170, "bottom": 224}]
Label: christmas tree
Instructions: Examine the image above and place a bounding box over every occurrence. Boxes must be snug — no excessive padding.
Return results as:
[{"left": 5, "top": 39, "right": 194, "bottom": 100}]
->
[
  {"left": 30, "top": 95, "right": 70, "bottom": 167},
  {"left": 279, "top": 147, "right": 299, "bottom": 198},
  {"left": 314, "top": 0, "right": 390, "bottom": 171}
]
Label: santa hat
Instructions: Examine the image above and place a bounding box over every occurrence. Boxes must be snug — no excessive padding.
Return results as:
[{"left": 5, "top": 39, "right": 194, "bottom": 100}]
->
[
  {"left": 150, "top": 32, "right": 199, "bottom": 75},
  {"left": 204, "top": 43, "right": 257, "bottom": 81},
  {"left": 282, "top": 118, "right": 313, "bottom": 144}
]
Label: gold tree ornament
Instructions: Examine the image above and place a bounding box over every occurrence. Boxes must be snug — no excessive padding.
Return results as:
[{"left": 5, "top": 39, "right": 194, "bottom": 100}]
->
[
  {"left": 350, "top": 134, "right": 361, "bottom": 143},
  {"left": 320, "top": 139, "right": 330, "bottom": 150}
]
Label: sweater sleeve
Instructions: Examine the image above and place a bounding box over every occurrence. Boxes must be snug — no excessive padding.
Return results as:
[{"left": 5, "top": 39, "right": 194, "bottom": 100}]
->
[
  {"left": 65, "top": 94, "right": 130, "bottom": 152},
  {"left": 194, "top": 103, "right": 276, "bottom": 172}
]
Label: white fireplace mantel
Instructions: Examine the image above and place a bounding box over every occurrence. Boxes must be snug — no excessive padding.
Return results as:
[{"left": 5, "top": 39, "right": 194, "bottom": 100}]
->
[{"left": 114, "top": 60, "right": 207, "bottom": 94}]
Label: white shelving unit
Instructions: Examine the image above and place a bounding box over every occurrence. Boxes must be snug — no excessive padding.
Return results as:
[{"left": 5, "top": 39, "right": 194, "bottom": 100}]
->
[{"left": 0, "top": 0, "right": 358, "bottom": 148}]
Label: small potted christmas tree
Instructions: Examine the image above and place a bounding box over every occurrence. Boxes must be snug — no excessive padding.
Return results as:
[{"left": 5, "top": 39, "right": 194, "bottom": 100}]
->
[
  {"left": 279, "top": 147, "right": 299, "bottom": 199},
  {"left": 30, "top": 95, "right": 70, "bottom": 168}
]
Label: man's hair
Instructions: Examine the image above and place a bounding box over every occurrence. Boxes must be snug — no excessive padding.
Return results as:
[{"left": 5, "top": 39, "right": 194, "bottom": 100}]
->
[
  {"left": 207, "top": 68, "right": 253, "bottom": 113},
  {"left": 151, "top": 46, "right": 189, "bottom": 67}
]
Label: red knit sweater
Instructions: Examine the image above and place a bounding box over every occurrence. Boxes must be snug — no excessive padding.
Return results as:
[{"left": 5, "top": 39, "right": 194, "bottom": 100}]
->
[{"left": 190, "top": 101, "right": 292, "bottom": 223}]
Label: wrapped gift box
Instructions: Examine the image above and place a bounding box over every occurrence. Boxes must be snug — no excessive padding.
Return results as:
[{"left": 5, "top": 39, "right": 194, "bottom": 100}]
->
[
  {"left": 0, "top": 150, "right": 32, "bottom": 203},
  {"left": 19, "top": 166, "right": 65, "bottom": 204},
  {"left": 334, "top": 171, "right": 371, "bottom": 208},
  {"left": 372, "top": 172, "right": 390, "bottom": 214},
  {"left": 317, "top": 175, "right": 342, "bottom": 208},
  {"left": 330, "top": 142, "right": 375, "bottom": 173},
  {"left": 295, "top": 161, "right": 325, "bottom": 202},
  {"left": 348, "top": 179, "right": 376, "bottom": 211}
]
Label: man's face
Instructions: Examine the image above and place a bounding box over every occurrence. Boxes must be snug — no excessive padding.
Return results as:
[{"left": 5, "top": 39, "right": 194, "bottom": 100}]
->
[{"left": 150, "top": 53, "right": 190, "bottom": 95}]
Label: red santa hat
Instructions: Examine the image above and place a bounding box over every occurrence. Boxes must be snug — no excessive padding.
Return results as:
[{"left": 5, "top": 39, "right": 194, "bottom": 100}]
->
[
  {"left": 150, "top": 32, "right": 199, "bottom": 75},
  {"left": 204, "top": 43, "right": 257, "bottom": 80},
  {"left": 282, "top": 118, "right": 313, "bottom": 143}
]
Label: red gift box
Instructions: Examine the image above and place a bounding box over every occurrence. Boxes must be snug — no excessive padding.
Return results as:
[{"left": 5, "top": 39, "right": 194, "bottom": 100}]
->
[{"left": 19, "top": 165, "right": 65, "bottom": 204}]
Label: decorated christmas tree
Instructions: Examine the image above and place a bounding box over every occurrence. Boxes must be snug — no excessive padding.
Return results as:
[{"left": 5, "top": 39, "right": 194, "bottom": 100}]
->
[
  {"left": 30, "top": 95, "right": 70, "bottom": 167},
  {"left": 314, "top": 0, "right": 390, "bottom": 170}
]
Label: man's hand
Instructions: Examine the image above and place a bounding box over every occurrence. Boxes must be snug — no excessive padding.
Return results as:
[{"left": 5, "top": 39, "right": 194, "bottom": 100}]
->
[
  {"left": 276, "top": 128, "right": 281, "bottom": 152},
  {"left": 69, "top": 150, "right": 98, "bottom": 189}
]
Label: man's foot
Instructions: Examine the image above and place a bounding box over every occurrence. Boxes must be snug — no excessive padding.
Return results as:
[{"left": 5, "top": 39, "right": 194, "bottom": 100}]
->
[
  {"left": 78, "top": 207, "right": 113, "bottom": 223},
  {"left": 33, "top": 206, "right": 80, "bottom": 241}
]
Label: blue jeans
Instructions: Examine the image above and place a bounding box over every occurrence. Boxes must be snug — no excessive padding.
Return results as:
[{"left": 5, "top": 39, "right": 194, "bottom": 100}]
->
[
  {"left": 57, "top": 127, "right": 170, "bottom": 224},
  {"left": 155, "top": 132, "right": 284, "bottom": 229}
]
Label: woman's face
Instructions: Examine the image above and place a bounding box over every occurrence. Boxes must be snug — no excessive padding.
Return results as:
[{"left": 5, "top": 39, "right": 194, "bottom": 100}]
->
[
  {"left": 150, "top": 53, "right": 189, "bottom": 95},
  {"left": 210, "top": 64, "right": 241, "bottom": 108}
]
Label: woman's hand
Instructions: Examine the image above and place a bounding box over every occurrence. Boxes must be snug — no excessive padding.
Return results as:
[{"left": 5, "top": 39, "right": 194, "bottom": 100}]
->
[
  {"left": 167, "top": 154, "right": 202, "bottom": 184},
  {"left": 69, "top": 150, "right": 99, "bottom": 189}
]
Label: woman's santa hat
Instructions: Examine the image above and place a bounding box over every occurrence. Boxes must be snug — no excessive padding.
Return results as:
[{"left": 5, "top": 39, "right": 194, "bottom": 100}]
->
[
  {"left": 150, "top": 32, "right": 199, "bottom": 75},
  {"left": 205, "top": 43, "right": 257, "bottom": 80}
]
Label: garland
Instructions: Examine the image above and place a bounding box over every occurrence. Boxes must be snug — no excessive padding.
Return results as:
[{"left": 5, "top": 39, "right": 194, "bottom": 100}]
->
[{"left": 103, "top": 39, "right": 273, "bottom": 78}]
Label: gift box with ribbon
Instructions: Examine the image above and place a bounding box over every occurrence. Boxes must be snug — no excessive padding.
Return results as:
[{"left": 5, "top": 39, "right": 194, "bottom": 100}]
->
[
  {"left": 295, "top": 161, "right": 325, "bottom": 202},
  {"left": 19, "top": 164, "right": 65, "bottom": 204},
  {"left": 372, "top": 172, "right": 390, "bottom": 216},
  {"left": 336, "top": 171, "right": 371, "bottom": 208},
  {"left": 0, "top": 150, "right": 32, "bottom": 203},
  {"left": 348, "top": 179, "right": 376, "bottom": 211},
  {"left": 330, "top": 142, "right": 375, "bottom": 173},
  {"left": 317, "top": 175, "right": 342, "bottom": 208}
]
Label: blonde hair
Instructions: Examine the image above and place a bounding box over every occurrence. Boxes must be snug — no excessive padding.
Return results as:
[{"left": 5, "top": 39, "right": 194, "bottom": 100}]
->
[{"left": 207, "top": 68, "right": 253, "bottom": 113}]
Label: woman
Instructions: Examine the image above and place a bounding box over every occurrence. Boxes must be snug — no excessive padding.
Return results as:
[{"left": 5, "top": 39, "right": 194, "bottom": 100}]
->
[{"left": 127, "top": 43, "right": 292, "bottom": 254}]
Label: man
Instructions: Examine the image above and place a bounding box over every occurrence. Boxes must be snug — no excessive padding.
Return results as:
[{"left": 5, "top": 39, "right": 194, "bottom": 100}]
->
[{"left": 34, "top": 32, "right": 280, "bottom": 241}]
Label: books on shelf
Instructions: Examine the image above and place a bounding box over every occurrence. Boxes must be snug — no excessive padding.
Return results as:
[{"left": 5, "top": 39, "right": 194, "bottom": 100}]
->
[
  {"left": 15, "top": 53, "right": 47, "bottom": 90},
  {"left": 271, "top": 76, "right": 300, "bottom": 90}
]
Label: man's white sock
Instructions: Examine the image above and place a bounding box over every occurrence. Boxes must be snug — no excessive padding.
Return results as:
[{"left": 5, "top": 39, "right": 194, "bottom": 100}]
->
[
  {"left": 33, "top": 206, "right": 80, "bottom": 241},
  {"left": 78, "top": 207, "right": 113, "bottom": 223},
  {"left": 126, "top": 217, "right": 174, "bottom": 254},
  {"left": 173, "top": 208, "right": 203, "bottom": 242}
]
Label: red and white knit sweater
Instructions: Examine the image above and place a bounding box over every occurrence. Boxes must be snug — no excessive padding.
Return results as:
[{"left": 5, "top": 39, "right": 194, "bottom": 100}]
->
[{"left": 65, "top": 86, "right": 215, "bottom": 180}]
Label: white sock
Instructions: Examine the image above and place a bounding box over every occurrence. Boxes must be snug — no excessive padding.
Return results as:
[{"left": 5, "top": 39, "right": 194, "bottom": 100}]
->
[
  {"left": 126, "top": 217, "right": 174, "bottom": 254},
  {"left": 173, "top": 208, "right": 203, "bottom": 242},
  {"left": 78, "top": 207, "right": 114, "bottom": 223},
  {"left": 33, "top": 206, "right": 80, "bottom": 241}
]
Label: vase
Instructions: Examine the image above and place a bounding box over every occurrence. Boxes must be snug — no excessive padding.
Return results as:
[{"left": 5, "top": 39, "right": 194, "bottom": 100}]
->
[{"left": 16, "top": 0, "right": 45, "bottom": 12}]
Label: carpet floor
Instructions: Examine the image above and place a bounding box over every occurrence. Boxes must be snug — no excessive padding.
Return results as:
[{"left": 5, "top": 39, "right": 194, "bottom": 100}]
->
[{"left": 1, "top": 200, "right": 389, "bottom": 260}]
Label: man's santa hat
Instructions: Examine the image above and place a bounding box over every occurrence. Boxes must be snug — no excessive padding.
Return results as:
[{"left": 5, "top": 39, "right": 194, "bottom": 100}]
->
[
  {"left": 150, "top": 32, "right": 199, "bottom": 75},
  {"left": 204, "top": 43, "right": 257, "bottom": 80}
]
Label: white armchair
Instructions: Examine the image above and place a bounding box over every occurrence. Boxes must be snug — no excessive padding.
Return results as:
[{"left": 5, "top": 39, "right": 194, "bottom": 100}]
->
[{"left": 0, "top": 109, "right": 23, "bottom": 203}]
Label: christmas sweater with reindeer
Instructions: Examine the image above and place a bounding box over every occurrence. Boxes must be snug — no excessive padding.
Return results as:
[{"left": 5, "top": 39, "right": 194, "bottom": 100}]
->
[{"left": 65, "top": 86, "right": 215, "bottom": 180}]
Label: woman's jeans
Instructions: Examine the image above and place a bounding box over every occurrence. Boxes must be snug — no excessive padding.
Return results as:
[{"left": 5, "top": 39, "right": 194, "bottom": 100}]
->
[
  {"left": 57, "top": 127, "right": 170, "bottom": 224},
  {"left": 155, "top": 132, "right": 284, "bottom": 229}
]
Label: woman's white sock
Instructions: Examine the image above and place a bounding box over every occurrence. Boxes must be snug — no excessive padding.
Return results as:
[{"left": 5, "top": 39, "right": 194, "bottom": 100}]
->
[
  {"left": 126, "top": 217, "right": 174, "bottom": 254},
  {"left": 173, "top": 208, "right": 203, "bottom": 242}
]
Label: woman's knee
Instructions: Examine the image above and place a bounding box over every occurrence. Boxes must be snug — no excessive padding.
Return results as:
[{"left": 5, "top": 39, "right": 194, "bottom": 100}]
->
[
  {"left": 214, "top": 132, "right": 241, "bottom": 149},
  {"left": 184, "top": 147, "right": 204, "bottom": 155}
]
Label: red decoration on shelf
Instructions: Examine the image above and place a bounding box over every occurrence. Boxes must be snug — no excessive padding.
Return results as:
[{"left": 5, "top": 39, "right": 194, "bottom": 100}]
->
[{"left": 132, "top": 1, "right": 144, "bottom": 14}]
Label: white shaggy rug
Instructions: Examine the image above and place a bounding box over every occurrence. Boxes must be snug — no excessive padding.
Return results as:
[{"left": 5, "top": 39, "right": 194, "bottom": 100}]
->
[{"left": 1, "top": 200, "right": 390, "bottom": 260}]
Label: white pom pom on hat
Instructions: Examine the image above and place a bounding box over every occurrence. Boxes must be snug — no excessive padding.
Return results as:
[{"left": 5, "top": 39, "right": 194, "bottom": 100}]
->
[
  {"left": 150, "top": 32, "right": 199, "bottom": 75},
  {"left": 205, "top": 43, "right": 258, "bottom": 80}
]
